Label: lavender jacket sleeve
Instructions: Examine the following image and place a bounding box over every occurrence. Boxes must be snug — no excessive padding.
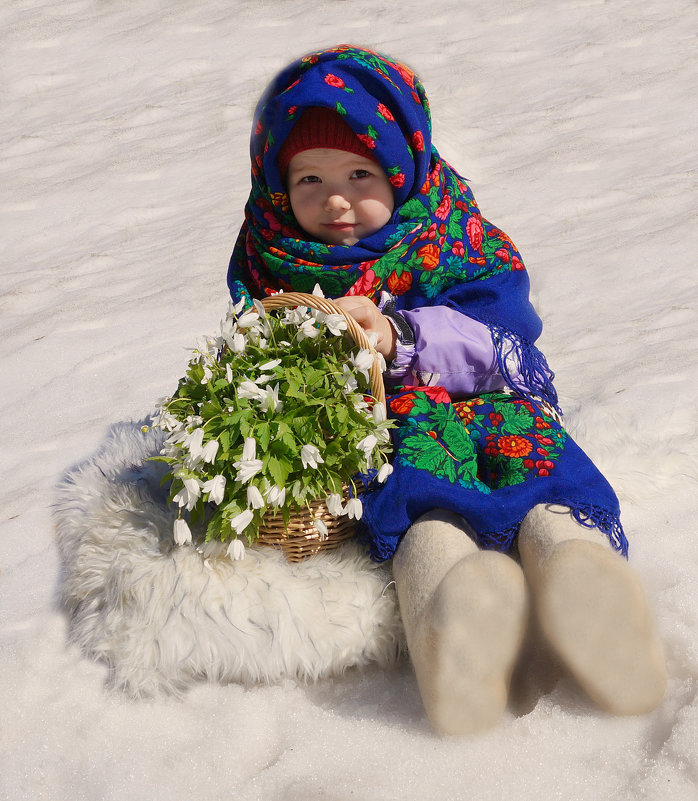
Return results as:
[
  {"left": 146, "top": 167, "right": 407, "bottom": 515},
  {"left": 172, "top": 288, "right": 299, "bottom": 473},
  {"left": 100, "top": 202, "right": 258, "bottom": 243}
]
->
[{"left": 386, "top": 305, "right": 519, "bottom": 398}]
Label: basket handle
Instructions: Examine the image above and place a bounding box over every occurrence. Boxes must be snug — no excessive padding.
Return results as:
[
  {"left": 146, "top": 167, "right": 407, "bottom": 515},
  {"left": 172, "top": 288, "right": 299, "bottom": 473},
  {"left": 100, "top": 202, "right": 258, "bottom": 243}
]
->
[{"left": 261, "top": 292, "right": 386, "bottom": 406}]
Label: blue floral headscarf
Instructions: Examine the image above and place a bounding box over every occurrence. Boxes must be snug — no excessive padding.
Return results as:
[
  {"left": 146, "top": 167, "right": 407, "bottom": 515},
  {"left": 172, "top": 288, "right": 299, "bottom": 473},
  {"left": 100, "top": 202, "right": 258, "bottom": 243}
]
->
[{"left": 227, "top": 44, "right": 557, "bottom": 409}]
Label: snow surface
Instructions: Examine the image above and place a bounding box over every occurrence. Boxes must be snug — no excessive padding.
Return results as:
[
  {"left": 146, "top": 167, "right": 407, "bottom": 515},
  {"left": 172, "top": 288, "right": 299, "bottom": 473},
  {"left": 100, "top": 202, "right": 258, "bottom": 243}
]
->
[{"left": 2, "top": 0, "right": 697, "bottom": 798}]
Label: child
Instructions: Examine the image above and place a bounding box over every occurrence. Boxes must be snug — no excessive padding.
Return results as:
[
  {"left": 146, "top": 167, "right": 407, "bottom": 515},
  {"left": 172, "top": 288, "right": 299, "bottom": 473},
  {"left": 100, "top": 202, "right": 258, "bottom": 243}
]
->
[{"left": 227, "top": 45, "right": 666, "bottom": 734}]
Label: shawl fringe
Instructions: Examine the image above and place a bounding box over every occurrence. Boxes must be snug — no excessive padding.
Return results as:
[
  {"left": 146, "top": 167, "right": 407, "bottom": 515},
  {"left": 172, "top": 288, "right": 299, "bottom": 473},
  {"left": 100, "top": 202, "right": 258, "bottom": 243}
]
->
[
  {"left": 570, "top": 503, "right": 629, "bottom": 557},
  {"left": 492, "top": 324, "right": 561, "bottom": 415}
]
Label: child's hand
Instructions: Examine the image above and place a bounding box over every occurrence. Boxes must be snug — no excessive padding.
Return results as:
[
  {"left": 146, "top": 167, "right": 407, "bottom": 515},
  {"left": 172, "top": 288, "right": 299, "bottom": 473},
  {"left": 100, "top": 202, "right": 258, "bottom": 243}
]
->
[{"left": 332, "top": 296, "right": 397, "bottom": 360}]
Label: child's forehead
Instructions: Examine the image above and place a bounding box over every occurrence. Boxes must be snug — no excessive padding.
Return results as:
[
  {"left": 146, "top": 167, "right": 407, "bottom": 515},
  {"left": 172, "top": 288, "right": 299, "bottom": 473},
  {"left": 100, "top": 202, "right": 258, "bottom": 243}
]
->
[{"left": 288, "top": 148, "right": 378, "bottom": 172}]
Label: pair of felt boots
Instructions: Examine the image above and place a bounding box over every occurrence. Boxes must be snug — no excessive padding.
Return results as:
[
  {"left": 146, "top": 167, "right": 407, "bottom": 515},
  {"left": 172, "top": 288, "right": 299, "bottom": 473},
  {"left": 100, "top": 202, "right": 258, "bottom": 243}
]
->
[{"left": 393, "top": 505, "right": 667, "bottom": 735}]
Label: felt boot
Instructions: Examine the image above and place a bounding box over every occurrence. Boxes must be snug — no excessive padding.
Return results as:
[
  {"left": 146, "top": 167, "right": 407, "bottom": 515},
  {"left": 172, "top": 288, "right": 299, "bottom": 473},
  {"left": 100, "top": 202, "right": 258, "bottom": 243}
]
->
[
  {"left": 393, "top": 509, "right": 527, "bottom": 735},
  {"left": 518, "top": 504, "right": 666, "bottom": 715}
]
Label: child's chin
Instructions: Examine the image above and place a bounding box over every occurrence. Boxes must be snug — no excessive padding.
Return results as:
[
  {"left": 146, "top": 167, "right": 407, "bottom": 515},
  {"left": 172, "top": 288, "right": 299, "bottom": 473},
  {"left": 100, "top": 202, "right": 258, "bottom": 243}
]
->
[{"left": 324, "top": 234, "right": 360, "bottom": 246}]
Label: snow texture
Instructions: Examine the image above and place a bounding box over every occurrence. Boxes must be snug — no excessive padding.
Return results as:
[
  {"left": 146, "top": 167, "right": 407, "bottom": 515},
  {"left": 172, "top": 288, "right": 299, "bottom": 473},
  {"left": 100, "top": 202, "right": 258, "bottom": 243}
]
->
[{"left": 1, "top": 1, "right": 697, "bottom": 799}]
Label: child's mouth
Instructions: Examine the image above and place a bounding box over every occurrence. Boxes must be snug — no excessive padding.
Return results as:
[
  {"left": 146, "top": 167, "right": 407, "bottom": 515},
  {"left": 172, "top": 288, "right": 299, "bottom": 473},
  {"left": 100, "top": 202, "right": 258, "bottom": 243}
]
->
[{"left": 324, "top": 222, "right": 356, "bottom": 231}]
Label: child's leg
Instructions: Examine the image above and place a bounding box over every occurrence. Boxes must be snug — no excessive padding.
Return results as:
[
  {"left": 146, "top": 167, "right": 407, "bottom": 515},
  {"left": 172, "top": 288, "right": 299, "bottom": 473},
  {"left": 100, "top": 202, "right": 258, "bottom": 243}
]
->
[
  {"left": 393, "top": 509, "right": 527, "bottom": 735},
  {"left": 518, "top": 504, "right": 666, "bottom": 714}
]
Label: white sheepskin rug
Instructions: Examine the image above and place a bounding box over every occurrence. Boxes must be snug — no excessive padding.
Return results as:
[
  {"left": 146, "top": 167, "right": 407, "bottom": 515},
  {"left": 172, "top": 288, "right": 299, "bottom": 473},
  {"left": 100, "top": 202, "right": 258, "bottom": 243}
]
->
[{"left": 54, "top": 420, "right": 405, "bottom": 697}]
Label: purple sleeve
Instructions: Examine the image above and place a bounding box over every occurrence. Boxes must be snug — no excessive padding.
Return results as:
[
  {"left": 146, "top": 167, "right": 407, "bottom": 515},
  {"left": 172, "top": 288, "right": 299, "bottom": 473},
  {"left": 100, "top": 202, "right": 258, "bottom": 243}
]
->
[{"left": 386, "top": 305, "right": 519, "bottom": 397}]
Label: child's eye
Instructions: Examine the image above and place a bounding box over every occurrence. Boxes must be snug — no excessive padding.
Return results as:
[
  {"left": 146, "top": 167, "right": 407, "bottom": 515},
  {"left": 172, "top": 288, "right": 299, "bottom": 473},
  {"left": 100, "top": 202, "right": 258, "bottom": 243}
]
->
[
  {"left": 351, "top": 169, "right": 371, "bottom": 179},
  {"left": 299, "top": 175, "right": 320, "bottom": 184}
]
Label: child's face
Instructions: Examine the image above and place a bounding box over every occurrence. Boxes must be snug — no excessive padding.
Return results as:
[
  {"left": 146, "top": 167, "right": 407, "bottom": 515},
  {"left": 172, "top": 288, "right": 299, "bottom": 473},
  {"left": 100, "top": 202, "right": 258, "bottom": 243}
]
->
[{"left": 286, "top": 149, "right": 394, "bottom": 246}]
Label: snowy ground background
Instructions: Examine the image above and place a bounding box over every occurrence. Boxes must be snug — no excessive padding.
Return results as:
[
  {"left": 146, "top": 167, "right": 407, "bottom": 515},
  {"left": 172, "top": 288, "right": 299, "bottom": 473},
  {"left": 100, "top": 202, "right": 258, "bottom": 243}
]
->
[{"left": 2, "top": 0, "right": 697, "bottom": 799}]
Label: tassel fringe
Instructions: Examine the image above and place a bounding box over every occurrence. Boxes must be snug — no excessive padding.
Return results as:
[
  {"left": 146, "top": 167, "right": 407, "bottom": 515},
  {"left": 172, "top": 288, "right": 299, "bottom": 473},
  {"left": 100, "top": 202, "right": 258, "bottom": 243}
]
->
[{"left": 491, "top": 325, "right": 561, "bottom": 415}]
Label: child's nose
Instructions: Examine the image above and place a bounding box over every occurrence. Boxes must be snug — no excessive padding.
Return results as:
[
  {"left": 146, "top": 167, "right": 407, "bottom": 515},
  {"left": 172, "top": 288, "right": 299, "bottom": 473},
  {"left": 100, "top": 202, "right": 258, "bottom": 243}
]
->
[{"left": 325, "top": 193, "right": 351, "bottom": 211}]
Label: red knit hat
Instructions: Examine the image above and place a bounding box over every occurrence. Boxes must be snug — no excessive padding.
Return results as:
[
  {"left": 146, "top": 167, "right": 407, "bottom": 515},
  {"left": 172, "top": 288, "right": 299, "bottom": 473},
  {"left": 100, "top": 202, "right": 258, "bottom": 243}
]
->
[{"left": 277, "top": 106, "right": 377, "bottom": 176}]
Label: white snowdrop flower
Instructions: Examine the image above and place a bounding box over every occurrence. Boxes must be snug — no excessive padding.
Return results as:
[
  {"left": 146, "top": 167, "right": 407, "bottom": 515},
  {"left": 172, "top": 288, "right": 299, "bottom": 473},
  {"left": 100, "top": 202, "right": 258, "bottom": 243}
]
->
[
  {"left": 170, "top": 431, "right": 186, "bottom": 447},
  {"left": 376, "top": 426, "right": 391, "bottom": 444},
  {"left": 345, "top": 497, "right": 363, "bottom": 520},
  {"left": 259, "top": 359, "right": 282, "bottom": 371},
  {"left": 312, "top": 283, "right": 325, "bottom": 298},
  {"left": 352, "top": 396, "right": 370, "bottom": 412},
  {"left": 279, "top": 340, "right": 291, "bottom": 347},
  {"left": 357, "top": 434, "right": 378, "bottom": 456},
  {"left": 246, "top": 485, "right": 265, "bottom": 509},
  {"left": 179, "top": 477, "right": 202, "bottom": 510},
  {"left": 253, "top": 298, "right": 267, "bottom": 318},
  {"left": 311, "top": 306, "right": 325, "bottom": 323},
  {"left": 233, "top": 438, "right": 263, "bottom": 482},
  {"left": 160, "top": 440, "right": 182, "bottom": 459},
  {"left": 227, "top": 538, "right": 247, "bottom": 561},
  {"left": 237, "top": 380, "right": 265, "bottom": 400},
  {"left": 341, "top": 364, "right": 359, "bottom": 394},
  {"left": 202, "top": 474, "right": 226, "bottom": 505},
  {"left": 183, "top": 476, "right": 202, "bottom": 496},
  {"left": 194, "top": 336, "right": 215, "bottom": 359},
  {"left": 230, "top": 332, "right": 246, "bottom": 353},
  {"left": 173, "top": 518, "right": 192, "bottom": 546},
  {"left": 172, "top": 487, "right": 188, "bottom": 508},
  {"left": 300, "top": 443, "right": 324, "bottom": 469},
  {"left": 220, "top": 312, "right": 236, "bottom": 340},
  {"left": 313, "top": 519, "right": 329, "bottom": 541},
  {"left": 326, "top": 492, "right": 345, "bottom": 516},
  {"left": 376, "top": 463, "right": 393, "bottom": 483},
  {"left": 376, "top": 352, "right": 387, "bottom": 372},
  {"left": 229, "top": 509, "right": 254, "bottom": 537},
  {"left": 298, "top": 319, "right": 320, "bottom": 340},
  {"left": 201, "top": 439, "right": 219, "bottom": 464},
  {"left": 352, "top": 348, "right": 375, "bottom": 381},
  {"left": 265, "top": 485, "right": 286, "bottom": 507},
  {"left": 282, "top": 307, "right": 306, "bottom": 326},
  {"left": 233, "top": 458, "right": 263, "bottom": 484},
  {"left": 184, "top": 451, "right": 203, "bottom": 470},
  {"left": 231, "top": 297, "right": 246, "bottom": 317},
  {"left": 259, "top": 383, "right": 283, "bottom": 413},
  {"left": 182, "top": 427, "right": 205, "bottom": 461},
  {"left": 372, "top": 402, "right": 387, "bottom": 424},
  {"left": 237, "top": 310, "right": 259, "bottom": 328},
  {"left": 324, "top": 313, "right": 348, "bottom": 336},
  {"left": 156, "top": 411, "right": 183, "bottom": 433},
  {"left": 242, "top": 437, "right": 257, "bottom": 461}
]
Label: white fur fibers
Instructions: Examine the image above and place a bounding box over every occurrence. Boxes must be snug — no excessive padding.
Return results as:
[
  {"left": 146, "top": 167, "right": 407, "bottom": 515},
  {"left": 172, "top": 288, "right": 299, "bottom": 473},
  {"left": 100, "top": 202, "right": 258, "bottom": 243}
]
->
[{"left": 54, "top": 421, "right": 404, "bottom": 697}]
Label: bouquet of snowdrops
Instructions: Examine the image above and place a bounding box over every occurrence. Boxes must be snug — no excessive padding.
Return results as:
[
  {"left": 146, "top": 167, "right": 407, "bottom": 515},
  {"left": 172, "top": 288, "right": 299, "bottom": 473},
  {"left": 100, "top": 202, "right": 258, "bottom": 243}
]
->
[{"left": 149, "top": 289, "right": 394, "bottom": 559}]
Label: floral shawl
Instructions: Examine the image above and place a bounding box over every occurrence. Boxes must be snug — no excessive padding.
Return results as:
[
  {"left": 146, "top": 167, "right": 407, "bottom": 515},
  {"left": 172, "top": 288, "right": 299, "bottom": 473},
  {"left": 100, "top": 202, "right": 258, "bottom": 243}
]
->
[
  {"left": 227, "top": 45, "right": 627, "bottom": 560},
  {"left": 227, "top": 44, "right": 557, "bottom": 409}
]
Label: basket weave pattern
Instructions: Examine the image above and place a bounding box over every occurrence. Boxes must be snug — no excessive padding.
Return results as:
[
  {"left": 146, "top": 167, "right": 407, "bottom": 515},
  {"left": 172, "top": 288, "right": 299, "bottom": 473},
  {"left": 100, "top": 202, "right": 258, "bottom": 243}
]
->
[{"left": 256, "top": 293, "right": 383, "bottom": 561}]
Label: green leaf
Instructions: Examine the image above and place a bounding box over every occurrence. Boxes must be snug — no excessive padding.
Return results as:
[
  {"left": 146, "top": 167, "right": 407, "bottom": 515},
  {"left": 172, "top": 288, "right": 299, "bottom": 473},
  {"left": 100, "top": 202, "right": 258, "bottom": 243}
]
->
[
  {"left": 219, "top": 429, "right": 230, "bottom": 453},
  {"left": 447, "top": 209, "right": 463, "bottom": 240},
  {"left": 256, "top": 422, "right": 271, "bottom": 452},
  {"left": 497, "top": 402, "right": 534, "bottom": 435},
  {"left": 267, "top": 455, "right": 290, "bottom": 487},
  {"left": 401, "top": 431, "right": 458, "bottom": 483}
]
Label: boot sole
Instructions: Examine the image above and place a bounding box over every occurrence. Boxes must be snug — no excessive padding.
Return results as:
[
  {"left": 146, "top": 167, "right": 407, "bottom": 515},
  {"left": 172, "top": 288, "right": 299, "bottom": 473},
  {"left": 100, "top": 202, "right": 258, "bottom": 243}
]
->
[
  {"left": 537, "top": 539, "right": 666, "bottom": 715},
  {"left": 412, "top": 552, "right": 527, "bottom": 735}
]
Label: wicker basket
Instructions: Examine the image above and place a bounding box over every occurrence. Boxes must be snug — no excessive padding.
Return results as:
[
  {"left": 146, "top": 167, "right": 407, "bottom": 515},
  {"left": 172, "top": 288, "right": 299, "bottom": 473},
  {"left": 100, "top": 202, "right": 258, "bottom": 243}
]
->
[{"left": 255, "top": 292, "right": 385, "bottom": 561}]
